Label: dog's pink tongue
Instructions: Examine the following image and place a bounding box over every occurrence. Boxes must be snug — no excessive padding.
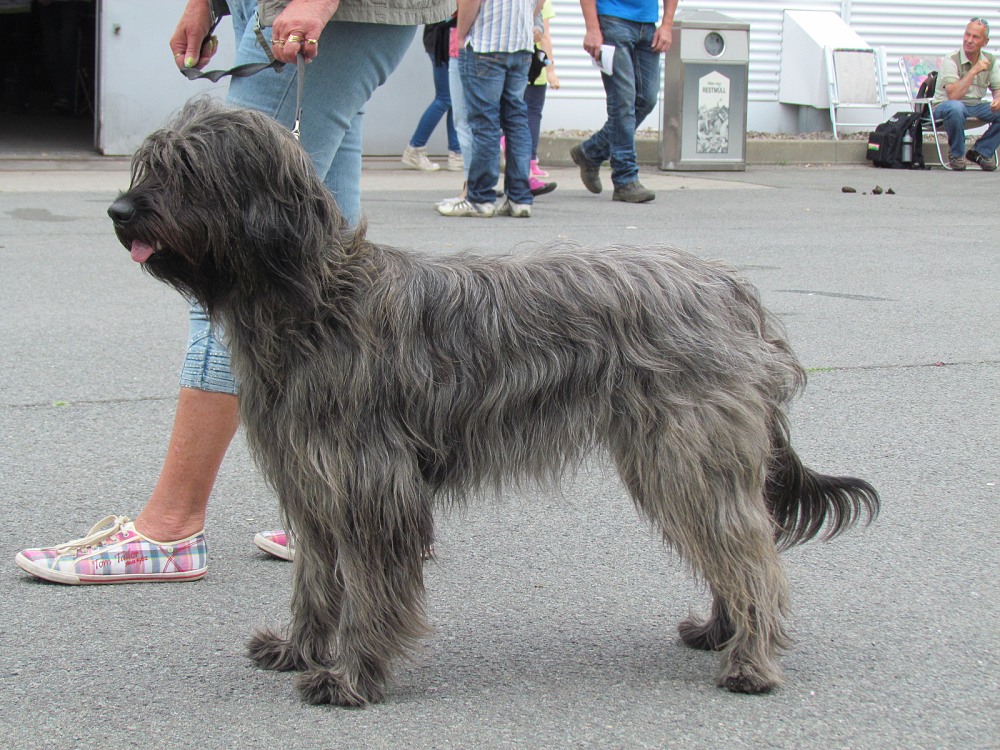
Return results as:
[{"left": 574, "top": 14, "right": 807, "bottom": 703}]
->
[{"left": 130, "top": 240, "right": 155, "bottom": 263}]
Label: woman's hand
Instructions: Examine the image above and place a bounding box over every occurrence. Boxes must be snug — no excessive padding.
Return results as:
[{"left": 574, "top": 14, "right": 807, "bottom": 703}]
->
[
  {"left": 169, "top": 0, "right": 217, "bottom": 70},
  {"left": 270, "top": 0, "right": 341, "bottom": 63}
]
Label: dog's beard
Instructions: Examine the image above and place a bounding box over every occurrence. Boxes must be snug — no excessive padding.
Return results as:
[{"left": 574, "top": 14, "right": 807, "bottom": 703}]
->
[{"left": 112, "top": 201, "right": 212, "bottom": 308}]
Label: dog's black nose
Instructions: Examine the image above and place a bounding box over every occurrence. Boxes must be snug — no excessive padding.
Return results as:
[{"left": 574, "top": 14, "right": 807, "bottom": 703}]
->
[{"left": 108, "top": 197, "right": 136, "bottom": 225}]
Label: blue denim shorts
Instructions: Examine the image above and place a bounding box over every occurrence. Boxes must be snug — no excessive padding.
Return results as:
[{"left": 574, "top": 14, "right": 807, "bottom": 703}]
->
[{"left": 179, "top": 303, "right": 238, "bottom": 395}]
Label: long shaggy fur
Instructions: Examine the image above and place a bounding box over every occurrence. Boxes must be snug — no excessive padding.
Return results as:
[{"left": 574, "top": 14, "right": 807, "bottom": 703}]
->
[{"left": 109, "top": 99, "right": 880, "bottom": 706}]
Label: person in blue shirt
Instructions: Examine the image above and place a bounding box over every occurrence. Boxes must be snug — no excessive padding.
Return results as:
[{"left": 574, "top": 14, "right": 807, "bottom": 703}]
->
[{"left": 570, "top": 0, "right": 677, "bottom": 202}]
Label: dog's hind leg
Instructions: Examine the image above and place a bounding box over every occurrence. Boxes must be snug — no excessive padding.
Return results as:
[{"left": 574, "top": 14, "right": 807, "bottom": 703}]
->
[
  {"left": 677, "top": 594, "right": 733, "bottom": 651},
  {"left": 693, "top": 527, "right": 790, "bottom": 695},
  {"left": 611, "top": 420, "right": 790, "bottom": 694}
]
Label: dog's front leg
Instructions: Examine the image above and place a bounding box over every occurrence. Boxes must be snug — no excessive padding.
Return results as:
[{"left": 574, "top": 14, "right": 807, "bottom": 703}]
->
[
  {"left": 293, "top": 472, "right": 432, "bottom": 707},
  {"left": 247, "top": 525, "right": 343, "bottom": 672}
]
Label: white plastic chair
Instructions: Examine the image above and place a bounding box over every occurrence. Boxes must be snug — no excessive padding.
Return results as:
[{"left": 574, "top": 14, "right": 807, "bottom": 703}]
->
[{"left": 826, "top": 47, "right": 889, "bottom": 139}]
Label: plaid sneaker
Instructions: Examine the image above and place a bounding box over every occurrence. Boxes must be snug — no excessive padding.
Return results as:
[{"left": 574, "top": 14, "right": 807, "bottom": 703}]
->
[
  {"left": 253, "top": 529, "right": 433, "bottom": 562},
  {"left": 15, "top": 515, "right": 207, "bottom": 585},
  {"left": 253, "top": 529, "right": 295, "bottom": 561}
]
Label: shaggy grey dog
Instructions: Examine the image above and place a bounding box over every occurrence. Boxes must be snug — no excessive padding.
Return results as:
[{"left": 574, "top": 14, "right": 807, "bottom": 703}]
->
[{"left": 108, "top": 100, "right": 879, "bottom": 707}]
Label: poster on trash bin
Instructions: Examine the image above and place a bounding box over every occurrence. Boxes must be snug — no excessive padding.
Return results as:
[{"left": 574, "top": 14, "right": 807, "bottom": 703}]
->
[{"left": 696, "top": 71, "right": 730, "bottom": 155}]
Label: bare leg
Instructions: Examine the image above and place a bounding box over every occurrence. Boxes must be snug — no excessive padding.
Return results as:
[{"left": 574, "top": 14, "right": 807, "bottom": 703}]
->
[{"left": 133, "top": 387, "right": 239, "bottom": 541}]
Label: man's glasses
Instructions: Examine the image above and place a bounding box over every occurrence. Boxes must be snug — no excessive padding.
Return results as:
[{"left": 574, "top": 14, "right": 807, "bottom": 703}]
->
[{"left": 970, "top": 16, "right": 990, "bottom": 32}]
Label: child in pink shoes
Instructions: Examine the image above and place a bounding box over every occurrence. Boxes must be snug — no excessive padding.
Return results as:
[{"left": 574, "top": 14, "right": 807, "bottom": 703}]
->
[{"left": 525, "top": 0, "right": 559, "bottom": 196}]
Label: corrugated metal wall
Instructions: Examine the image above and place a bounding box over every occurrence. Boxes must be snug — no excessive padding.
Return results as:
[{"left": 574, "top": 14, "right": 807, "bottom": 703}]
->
[
  {"left": 545, "top": 0, "right": 1000, "bottom": 130},
  {"left": 847, "top": 0, "right": 1000, "bottom": 99}
]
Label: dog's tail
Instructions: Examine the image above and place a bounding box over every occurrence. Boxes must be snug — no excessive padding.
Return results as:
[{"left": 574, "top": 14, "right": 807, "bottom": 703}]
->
[{"left": 765, "top": 415, "right": 880, "bottom": 550}]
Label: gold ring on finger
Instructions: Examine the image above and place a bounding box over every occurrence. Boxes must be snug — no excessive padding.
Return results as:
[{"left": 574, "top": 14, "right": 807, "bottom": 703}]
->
[
  {"left": 306, "top": 39, "right": 318, "bottom": 45},
  {"left": 287, "top": 34, "right": 302, "bottom": 43}
]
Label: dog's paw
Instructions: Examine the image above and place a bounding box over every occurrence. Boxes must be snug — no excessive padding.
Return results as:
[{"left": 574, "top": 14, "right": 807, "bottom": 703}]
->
[
  {"left": 246, "top": 628, "right": 308, "bottom": 672},
  {"left": 296, "top": 668, "right": 385, "bottom": 707},
  {"left": 678, "top": 614, "right": 733, "bottom": 652},
  {"left": 718, "top": 663, "right": 780, "bottom": 694}
]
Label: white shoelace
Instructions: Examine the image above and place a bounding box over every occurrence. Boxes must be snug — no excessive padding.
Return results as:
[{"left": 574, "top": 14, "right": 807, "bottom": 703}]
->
[{"left": 56, "top": 515, "right": 131, "bottom": 551}]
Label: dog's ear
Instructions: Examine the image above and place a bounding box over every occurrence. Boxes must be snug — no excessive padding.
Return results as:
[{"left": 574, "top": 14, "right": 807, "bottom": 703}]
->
[
  {"left": 233, "top": 151, "right": 346, "bottom": 303},
  {"left": 151, "top": 100, "right": 353, "bottom": 306}
]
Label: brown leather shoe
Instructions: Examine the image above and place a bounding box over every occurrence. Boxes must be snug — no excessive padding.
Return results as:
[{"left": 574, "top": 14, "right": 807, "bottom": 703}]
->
[
  {"left": 966, "top": 149, "right": 998, "bottom": 171},
  {"left": 570, "top": 144, "right": 603, "bottom": 194},
  {"left": 612, "top": 181, "right": 656, "bottom": 203}
]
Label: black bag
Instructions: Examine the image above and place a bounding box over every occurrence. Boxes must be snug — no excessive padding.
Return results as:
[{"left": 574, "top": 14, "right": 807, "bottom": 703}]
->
[
  {"left": 866, "top": 111, "right": 925, "bottom": 169},
  {"left": 423, "top": 20, "right": 453, "bottom": 67},
  {"left": 209, "top": 0, "right": 230, "bottom": 21},
  {"left": 915, "top": 71, "right": 938, "bottom": 101},
  {"left": 528, "top": 46, "right": 549, "bottom": 84}
]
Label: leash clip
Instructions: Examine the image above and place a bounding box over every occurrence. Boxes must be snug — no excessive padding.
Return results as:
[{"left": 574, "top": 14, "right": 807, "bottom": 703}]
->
[{"left": 291, "top": 54, "right": 305, "bottom": 141}]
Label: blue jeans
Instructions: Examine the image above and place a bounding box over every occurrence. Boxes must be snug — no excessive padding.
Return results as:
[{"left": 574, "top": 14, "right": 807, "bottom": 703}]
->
[
  {"left": 524, "top": 83, "right": 547, "bottom": 159},
  {"left": 459, "top": 47, "right": 533, "bottom": 205},
  {"left": 179, "top": 0, "right": 416, "bottom": 395},
  {"left": 449, "top": 57, "right": 474, "bottom": 179},
  {"left": 578, "top": 15, "right": 661, "bottom": 187},
  {"left": 933, "top": 99, "right": 1000, "bottom": 159},
  {"left": 409, "top": 54, "right": 459, "bottom": 152}
]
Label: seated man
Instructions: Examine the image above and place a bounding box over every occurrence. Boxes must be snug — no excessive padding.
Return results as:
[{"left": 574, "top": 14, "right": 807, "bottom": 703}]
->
[{"left": 932, "top": 17, "right": 1000, "bottom": 170}]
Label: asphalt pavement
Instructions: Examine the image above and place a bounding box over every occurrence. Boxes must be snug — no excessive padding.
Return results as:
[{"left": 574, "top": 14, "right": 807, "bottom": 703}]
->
[{"left": 1, "top": 158, "right": 997, "bottom": 749}]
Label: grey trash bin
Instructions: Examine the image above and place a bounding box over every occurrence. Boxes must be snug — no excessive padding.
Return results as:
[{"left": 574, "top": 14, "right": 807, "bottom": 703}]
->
[{"left": 660, "top": 10, "right": 750, "bottom": 171}]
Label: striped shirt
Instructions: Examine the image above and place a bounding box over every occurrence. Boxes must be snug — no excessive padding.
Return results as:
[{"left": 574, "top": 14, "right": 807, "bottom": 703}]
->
[{"left": 467, "top": 0, "right": 537, "bottom": 53}]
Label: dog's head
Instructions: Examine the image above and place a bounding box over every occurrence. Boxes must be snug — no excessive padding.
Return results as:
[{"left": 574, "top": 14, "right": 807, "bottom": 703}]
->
[{"left": 108, "top": 98, "right": 343, "bottom": 312}]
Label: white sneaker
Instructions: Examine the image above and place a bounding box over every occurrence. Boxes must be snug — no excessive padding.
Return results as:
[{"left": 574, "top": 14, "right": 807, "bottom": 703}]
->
[
  {"left": 447, "top": 151, "right": 464, "bottom": 172},
  {"left": 402, "top": 145, "right": 441, "bottom": 172},
  {"left": 437, "top": 198, "right": 495, "bottom": 217},
  {"left": 496, "top": 198, "right": 531, "bottom": 218}
]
